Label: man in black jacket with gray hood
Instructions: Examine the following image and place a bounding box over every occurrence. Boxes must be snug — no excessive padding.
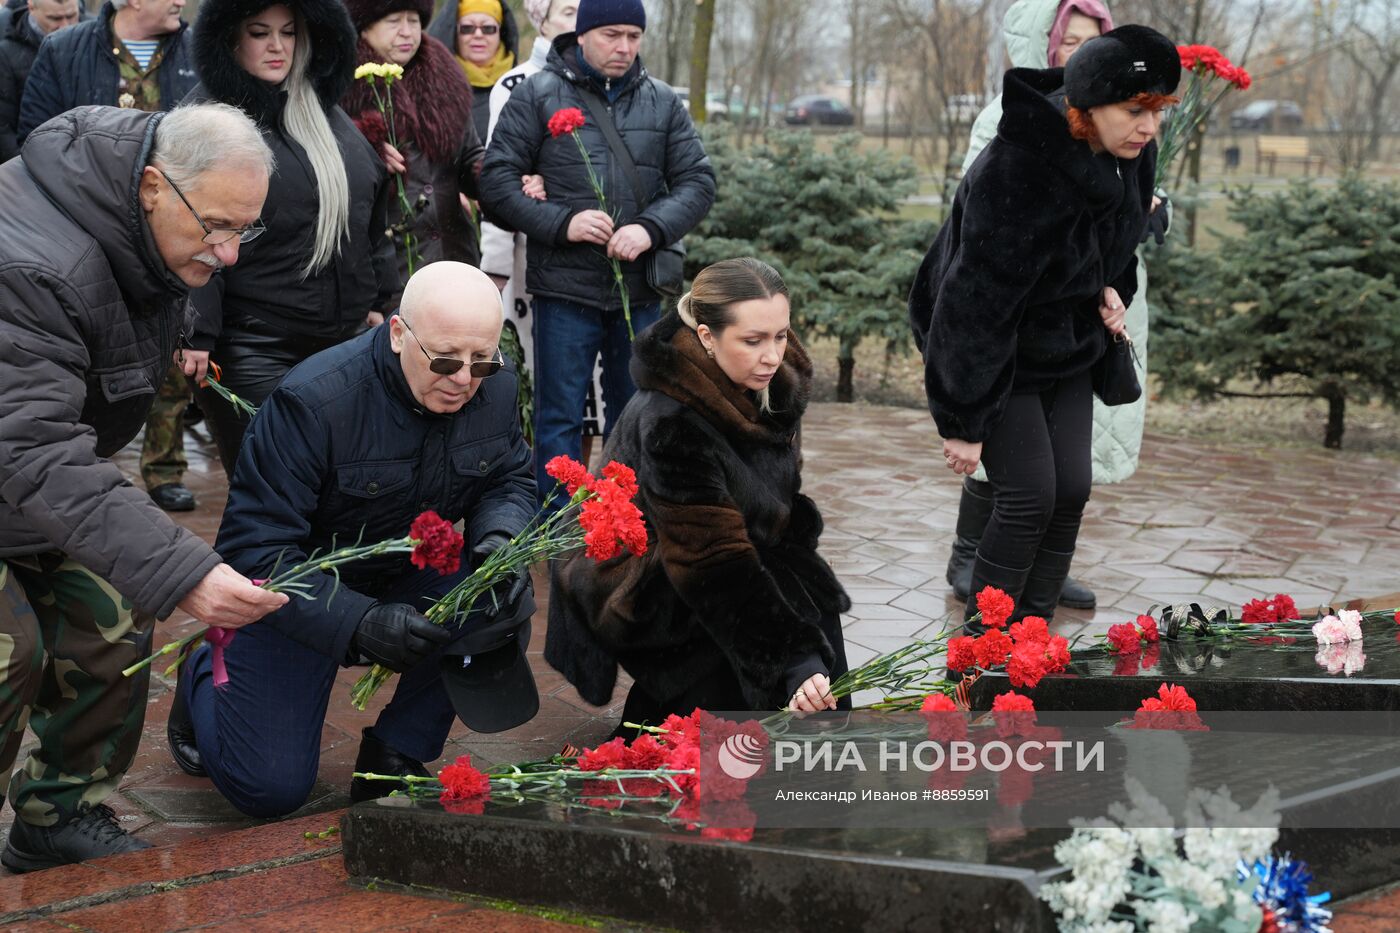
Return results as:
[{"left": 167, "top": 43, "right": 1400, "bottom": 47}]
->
[
  {"left": 480, "top": 0, "right": 714, "bottom": 512},
  {"left": 0, "top": 0, "right": 82, "bottom": 162},
  {"left": 0, "top": 103, "right": 285, "bottom": 871}
]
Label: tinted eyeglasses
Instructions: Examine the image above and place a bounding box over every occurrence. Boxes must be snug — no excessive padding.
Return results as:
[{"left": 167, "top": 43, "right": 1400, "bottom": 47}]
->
[
  {"left": 160, "top": 171, "right": 266, "bottom": 245},
  {"left": 400, "top": 317, "right": 504, "bottom": 377},
  {"left": 458, "top": 23, "right": 499, "bottom": 35}
]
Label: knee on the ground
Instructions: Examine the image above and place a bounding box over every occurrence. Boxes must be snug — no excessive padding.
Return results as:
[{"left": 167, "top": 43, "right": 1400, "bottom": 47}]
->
[{"left": 215, "top": 767, "right": 317, "bottom": 819}]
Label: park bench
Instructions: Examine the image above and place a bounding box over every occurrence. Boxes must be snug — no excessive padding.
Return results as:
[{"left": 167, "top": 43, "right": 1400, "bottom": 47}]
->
[{"left": 1256, "top": 135, "right": 1326, "bottom": 176}]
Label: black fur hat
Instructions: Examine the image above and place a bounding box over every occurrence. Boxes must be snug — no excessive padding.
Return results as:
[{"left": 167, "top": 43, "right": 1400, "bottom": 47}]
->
[
  {"left": 192, "top": 0, "right": 358, "bottom": 122},
  {"left": 1064, "top": 24, "right": 1180, "bottom": 109}
]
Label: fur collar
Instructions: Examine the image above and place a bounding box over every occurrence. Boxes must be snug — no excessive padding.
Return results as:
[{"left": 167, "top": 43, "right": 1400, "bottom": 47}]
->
[
  {"left": 342, "top": 35, "right": 474, "bottom": 166},
  {"left": 996, "top": 66, "right": 1127, "bottom": 212},
  {"left": 631, "top": 312, "right": 812, "bottom": 444},
  {"left": 192, "top": 0, "right": 357, "bottom": 125}
]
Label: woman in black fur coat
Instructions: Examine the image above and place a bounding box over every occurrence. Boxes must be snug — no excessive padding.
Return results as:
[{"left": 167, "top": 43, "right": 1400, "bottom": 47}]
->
[
  {"left": 181, "top": 0, "right": 398, "bottom": 474},
  {"left": 342, "top": 0, "right": 484, "bottom": 279},
  {"left": 546, "top": 258, "right": 851, "bottom": 727},
  {"left": 909, "top": 25, "right": 1179, "bottom": 625}
]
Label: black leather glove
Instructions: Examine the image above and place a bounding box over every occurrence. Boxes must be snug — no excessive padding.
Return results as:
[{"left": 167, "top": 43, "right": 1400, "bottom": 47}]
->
[
  {"left": 470, "top": 532, "right": 511, "bottom": 569},
  {"left": 1142, "top": 194, "right": 1170, "bottom": 245},
  {"left": 351, "top": 602, "right": 453, "bottom": 672}
]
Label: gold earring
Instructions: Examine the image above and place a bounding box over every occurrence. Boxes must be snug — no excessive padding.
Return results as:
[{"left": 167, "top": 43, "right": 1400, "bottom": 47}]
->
[{"left": 705, "top": 345, "right": 715, "bottom": 358}]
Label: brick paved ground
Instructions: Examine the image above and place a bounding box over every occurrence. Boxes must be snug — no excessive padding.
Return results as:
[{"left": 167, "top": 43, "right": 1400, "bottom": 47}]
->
[{"left": 2, "top": 402, "right": 1397, "bottom": 929}]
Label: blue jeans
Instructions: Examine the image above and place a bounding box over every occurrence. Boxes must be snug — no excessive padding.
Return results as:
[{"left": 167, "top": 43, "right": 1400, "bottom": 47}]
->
[
  {"left": 532, "top": 297, "right": 660, "bottom": 510},
  {"left": 181, "top": 563, "right": 465, "bottom": 818}
]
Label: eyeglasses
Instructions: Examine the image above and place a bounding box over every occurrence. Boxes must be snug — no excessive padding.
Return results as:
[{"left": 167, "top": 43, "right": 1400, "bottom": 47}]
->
[
  {"left": 399, "top": 317, "right": 504, "bottom": 377},
  {"left": 161, "top": 171, "right": 266, "bottom": 245},
  {"left": 458, "top": 23, "right": 499, "bottom": 35}
]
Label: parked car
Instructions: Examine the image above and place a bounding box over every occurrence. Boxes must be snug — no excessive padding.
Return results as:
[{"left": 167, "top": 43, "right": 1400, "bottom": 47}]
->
[
  {"left": 945, "top": 93, "right": 982, "bottom": 124},
  {"left": 784, "top": 95, "right": 856, "bottom": 126},
  {"left": 1229, "top": 100, "right": 1304, "bottom": 132},
  {"left": 672, "top": 86, "right": 730, "bottom": 120}
]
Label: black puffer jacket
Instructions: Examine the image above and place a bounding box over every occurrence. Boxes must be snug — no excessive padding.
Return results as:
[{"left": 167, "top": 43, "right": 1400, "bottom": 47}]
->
[
  {"left": 185, "top": 0, "right": 397, "bottom": 349},
  {"left": 908, "top": 66, "right": 1153, "bottom": 443},
  {"left": 216, "top": 326, "right": 536, "bottom": 663},
  {"left": 0, "top": 108, "right": 221, "bottom": 617},
  {"left": 0, "top": 0, "right": 90, "bottom": 161},
  {"left": 480, "top": 34, "right": 715, "bottom": 310},
  {"left": 546, "top": 313, "right": 846, "bottom": 709},
  {"left": 426, "top": 0, "right": 519, "bottom": 144},
  {"left": 16, "top": 1, "right": 197, "bottom": 141}
]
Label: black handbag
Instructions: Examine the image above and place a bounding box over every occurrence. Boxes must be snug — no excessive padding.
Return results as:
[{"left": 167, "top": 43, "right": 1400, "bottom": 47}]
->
[
  {"left": 1091, "top": 332, "right": 1143, "bottom": 406},
  {"left": 576, "top": 91, "right": 687, "bottom": 298}
]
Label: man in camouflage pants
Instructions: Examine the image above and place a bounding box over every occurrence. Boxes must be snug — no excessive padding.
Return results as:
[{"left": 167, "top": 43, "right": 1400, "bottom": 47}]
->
[
  {"left": 0, "top": 104, "right": 285, "bottom": 872},
  {"left": 141, "top": 363, "right": 196, "bottom": 511}
]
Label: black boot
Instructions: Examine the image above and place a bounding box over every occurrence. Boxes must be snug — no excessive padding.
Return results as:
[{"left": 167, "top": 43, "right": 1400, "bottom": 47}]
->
[
  {"left": 962, "top": 553, "right": 1032, "bottom": 635},
  {"left": 1, "top": 804, "right": 152, "bottom": 872},
  {"left": 350, "top": 728, "right": 431, "bottom": 803},
  {"left": 946, "top": 479, "right": 994, "bottom": 601},
  {"left": 1018, "top": 548, "right": 1077, "bottom": 623},
  {"left": 166, "top": 664, "right": 205, "bottom": 778},
  {"left": 1059, "top": 575, "right": 1097, "bottom": 610}
]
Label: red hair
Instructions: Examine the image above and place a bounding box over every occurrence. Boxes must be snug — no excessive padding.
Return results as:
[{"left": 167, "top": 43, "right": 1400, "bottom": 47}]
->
[{"left": 1067, "top": 92, "right": 1180, "bottom": 144}]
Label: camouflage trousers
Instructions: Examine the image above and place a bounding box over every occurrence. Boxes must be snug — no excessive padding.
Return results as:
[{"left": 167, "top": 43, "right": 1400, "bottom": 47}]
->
[
  {"left": 0, "top": 554, "right": 153, "bottom": 826},
  {"left": 140, "top": 362, "right": 191, "bottom": 489}
]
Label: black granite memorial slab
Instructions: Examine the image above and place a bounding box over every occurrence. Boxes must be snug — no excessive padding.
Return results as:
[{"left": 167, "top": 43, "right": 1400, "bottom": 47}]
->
[{"left": 343, "top": 798, "right": 1060, "bottom": 932}]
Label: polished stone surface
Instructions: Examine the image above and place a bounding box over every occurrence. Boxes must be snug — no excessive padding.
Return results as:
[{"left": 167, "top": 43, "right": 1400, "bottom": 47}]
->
[{"left": 2, "top": 404, "right": 1397, "bottom": 929}]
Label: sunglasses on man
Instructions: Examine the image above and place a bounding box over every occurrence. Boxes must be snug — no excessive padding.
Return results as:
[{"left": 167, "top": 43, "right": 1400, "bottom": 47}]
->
[
  {"left": 399, "top": 317, "right": 504, "bottom": 377},
  {"left": 458, "top": 23, "right": 499, "bottom": 35}
]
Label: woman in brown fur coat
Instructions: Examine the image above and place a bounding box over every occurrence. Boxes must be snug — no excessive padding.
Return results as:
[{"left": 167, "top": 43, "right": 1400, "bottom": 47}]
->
[{"left": 546, "top": 258, "right": 851, "bottom": 729}]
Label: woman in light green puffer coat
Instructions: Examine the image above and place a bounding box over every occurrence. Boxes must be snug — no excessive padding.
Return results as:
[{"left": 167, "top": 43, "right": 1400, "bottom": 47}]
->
[{"left": 945, "top": 0, "right": 1168, "bottom": 610}]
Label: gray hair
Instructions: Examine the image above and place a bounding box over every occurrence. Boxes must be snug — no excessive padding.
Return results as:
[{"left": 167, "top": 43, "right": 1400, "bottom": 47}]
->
[
  {"left": 151, "top": 102, "right": 275, "bottom": 190},
  {"left": 281, "top": 18, "right": 351, "bottom": 278}
]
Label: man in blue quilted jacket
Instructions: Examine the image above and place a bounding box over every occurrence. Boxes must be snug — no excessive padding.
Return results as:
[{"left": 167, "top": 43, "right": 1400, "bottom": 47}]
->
[{"left": 480, "top": 0, "right": 714, "bottom": 511}]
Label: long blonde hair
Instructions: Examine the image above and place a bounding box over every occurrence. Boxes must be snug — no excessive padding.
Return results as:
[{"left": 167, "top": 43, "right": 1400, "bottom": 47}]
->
[
  {"left": 281, "top": 15, "right": 350, "bottom": 278},
  {"left": 677, "top": 257, "right": 789, "bottom": 414}
]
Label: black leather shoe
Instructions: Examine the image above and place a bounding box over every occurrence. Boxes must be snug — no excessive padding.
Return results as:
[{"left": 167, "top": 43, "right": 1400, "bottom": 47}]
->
[
  {"left": 350, "top": 728, "right": 430, "bottom": 803},
  {"left": 167, "top": 668, "right": 206, "bottom": 778},
  {"left": 1, "top": 805, "right": 152, "bottom": 872},
  {"left": 149, "top": 483, "right": 196, "bottom": 512},
  {"left": 1058, "top": 576, "right": 1098, "bottom": 610},
  {"left": 183, "top": 399, "right": 204, "bottom": 427}
]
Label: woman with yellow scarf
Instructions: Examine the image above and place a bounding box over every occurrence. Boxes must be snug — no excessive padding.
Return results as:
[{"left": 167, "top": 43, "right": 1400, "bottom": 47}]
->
[{"left": 428, "top": 0, "right": 518, "bottom": 143}]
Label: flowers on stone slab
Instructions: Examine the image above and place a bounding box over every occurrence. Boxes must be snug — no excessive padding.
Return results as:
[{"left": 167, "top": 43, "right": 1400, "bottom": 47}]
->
[
  {"left": 1311, "top": 609, "right": 1363, "bottom": 646},
  {"left": 350, "top": 456, "right": 648, "bottom": 709},
  {"left": 356, "top": 707, "right": 762, "bottom": 842},
  {"left": 1042, "top": 779, "right": 1330, "bottom": 933},
  {"left": 1131, "top": 683, "right": 1209, "bottom": 732},
  {"left": 1241, "top": 594, "right": 1300, "bottom": 625},
  {"left": 975, "top": 585, "right": 1014, "bottom": 629}
]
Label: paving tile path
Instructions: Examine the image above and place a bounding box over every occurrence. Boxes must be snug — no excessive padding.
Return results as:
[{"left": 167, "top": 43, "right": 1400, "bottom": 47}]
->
[{"left": 1, "top": 403, "right": 1396, "bottom": 928}]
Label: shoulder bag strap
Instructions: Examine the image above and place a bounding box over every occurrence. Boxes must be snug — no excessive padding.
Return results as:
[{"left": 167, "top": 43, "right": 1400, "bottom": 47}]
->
[{"left": 575, "top": 88, "right": 652, "bottom": 209}]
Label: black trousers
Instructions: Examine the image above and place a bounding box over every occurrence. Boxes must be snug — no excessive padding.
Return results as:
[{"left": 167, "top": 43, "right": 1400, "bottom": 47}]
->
[
  {"left": 199, "top": 317, "right": 360, "bottom": 475},
  {"left": 977, "top": 372, "right": 1094, "bottom": 572}
]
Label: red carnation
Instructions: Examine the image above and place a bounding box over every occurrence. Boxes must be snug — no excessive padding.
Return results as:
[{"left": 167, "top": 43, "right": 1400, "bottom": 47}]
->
[
  {"left": 577, "top": 737, "right": 631, "bottom": 772},
  {"left": 1394, "top": 610, "right": 1400, "bottom": 625},
  {"left": 601, "top": 461, "right": 639, "bottom": 498},
  {"left": 920, "top": 693, "right": 966, "bottom": 743},
  {"left": 1006, "top": 641, "right": 1050, "bottom": 689},
  {"left": 438, "top": 754, "right": 490, "bottom": 803},
  {"left": 1242, "top": 593, "right": 1299, "bottom": 625},
  {"left": 1044, "top": 636, "right": 1070, "bottom": 671},
  {"left": 658, "top": 710, "right": 703, "bottom": 749},
  {"left": 409, "top": 510, "right": 464, "bottom": 575},
  {"left": 547, "top": 107, "right": 586, "bottom": 138},
  {"left": 1106, "top": 622, "right": 1141, "bottom": 654},
  {"left": 976, "top": 586, "right": 1015, "bottom": 629},
  {"left": 625, "top": 733, "right": 670, "bottom": 770},
  {"left": 578, "top": 477, "right": 648, "bottom": 561},
  {"left": 991, "top": 691, "right": 1037, "bottom": 738},
  {"left": 1132, "top": 683, "right": 1209, "bottom": 731},
  {"left": 1009, "top": 616, "right": 1049, "bottom": 646},
  {"left": 545, "top": 455, "right": 594, "bottom": 496},
  {"left": 1136, "top": 614, "right": 1160, "bottom": 643},
  {"left": 946, "top": 635, "right": 977, "bottom": 672},
  {"left": 973, "top": 629, "right": 1014, "bottom": 669}
]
